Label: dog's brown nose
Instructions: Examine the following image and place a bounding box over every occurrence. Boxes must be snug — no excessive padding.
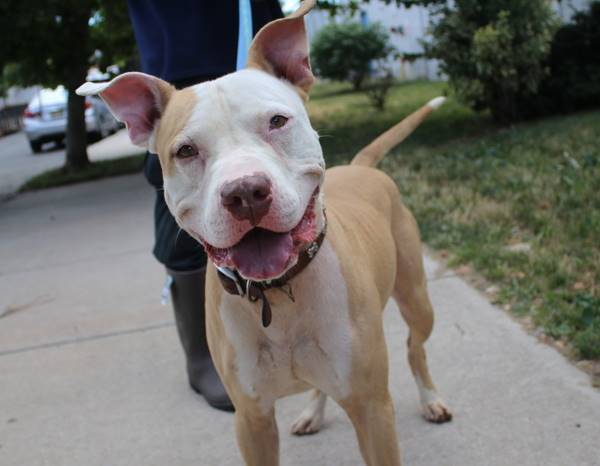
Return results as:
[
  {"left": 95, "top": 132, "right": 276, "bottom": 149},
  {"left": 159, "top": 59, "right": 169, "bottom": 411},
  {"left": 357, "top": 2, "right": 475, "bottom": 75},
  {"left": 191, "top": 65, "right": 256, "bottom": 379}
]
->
[{"left": 221, "top": 173, "right": 272, "bottom": 225}]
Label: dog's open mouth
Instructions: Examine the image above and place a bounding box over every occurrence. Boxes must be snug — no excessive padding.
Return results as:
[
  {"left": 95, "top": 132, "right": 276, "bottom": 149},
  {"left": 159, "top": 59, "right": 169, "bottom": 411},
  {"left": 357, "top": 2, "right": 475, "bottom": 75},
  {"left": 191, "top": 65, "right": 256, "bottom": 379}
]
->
[{"left": 203, "top": 191, "right": 319, "bottom": 280}]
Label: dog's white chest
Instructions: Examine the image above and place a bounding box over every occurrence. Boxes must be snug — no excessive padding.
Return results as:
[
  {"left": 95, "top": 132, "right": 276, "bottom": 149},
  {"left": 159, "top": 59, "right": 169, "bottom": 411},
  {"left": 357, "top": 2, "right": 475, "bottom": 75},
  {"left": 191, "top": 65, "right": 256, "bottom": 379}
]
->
[{"left": 219, "top": 240, "right": 352, "bottom": 410}]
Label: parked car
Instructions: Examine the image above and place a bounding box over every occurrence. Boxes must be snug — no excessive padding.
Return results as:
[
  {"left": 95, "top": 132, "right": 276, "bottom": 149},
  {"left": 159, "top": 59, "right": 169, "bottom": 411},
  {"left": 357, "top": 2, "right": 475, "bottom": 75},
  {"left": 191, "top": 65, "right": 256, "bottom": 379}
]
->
[{"left": 22, "top": 86, "right": 120, "bottom": 153}]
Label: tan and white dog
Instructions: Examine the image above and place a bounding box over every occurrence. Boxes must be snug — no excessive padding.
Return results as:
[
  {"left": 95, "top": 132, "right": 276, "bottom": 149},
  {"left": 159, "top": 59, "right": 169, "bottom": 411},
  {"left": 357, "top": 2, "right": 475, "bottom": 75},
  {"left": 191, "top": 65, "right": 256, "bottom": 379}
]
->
[{"left": 78, "top": 1, "right": 452, "bottom": 464}]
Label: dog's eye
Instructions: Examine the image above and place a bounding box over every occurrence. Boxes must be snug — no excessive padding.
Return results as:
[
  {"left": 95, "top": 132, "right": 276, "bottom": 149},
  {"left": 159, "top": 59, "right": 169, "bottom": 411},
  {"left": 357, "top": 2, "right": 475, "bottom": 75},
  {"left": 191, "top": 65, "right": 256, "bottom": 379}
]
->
[
  {"left": 175, "top": 144, "right": 197, "bottom": 159},
  {"left": 269, "top": 115, "right": 288, "bottom": 130}
]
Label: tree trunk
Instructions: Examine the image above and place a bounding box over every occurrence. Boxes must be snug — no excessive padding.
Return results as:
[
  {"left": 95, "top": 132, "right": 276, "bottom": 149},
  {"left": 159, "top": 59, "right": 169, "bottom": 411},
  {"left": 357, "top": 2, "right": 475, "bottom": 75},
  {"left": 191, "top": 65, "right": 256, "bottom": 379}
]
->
[
  {"left": 62, "top": 3, "right": 93, "bottom": 172},
  {"left": 352, "top": 74, "right": 365, "bottom": 91},
  {"left": 64, "top": 88, "right": 89, "bottom": 171}
]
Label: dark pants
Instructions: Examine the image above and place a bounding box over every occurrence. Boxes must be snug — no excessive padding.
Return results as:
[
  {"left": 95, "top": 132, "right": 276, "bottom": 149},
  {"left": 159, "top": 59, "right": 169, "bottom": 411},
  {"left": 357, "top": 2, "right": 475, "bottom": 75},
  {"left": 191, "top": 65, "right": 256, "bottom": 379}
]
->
[
  {"left": 144, "top": 152, "right": 207, "bottom": 271},
  {"left": 143, "top": 75, "right": 220, "bottom": 272}
]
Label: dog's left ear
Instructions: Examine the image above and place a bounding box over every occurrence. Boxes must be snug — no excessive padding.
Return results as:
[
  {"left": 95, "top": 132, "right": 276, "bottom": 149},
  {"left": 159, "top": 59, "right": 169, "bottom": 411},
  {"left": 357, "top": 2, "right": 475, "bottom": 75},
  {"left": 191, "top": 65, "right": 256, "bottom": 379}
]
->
[{"left": 247, "top": 0, "right": 316, "bottom": 99}]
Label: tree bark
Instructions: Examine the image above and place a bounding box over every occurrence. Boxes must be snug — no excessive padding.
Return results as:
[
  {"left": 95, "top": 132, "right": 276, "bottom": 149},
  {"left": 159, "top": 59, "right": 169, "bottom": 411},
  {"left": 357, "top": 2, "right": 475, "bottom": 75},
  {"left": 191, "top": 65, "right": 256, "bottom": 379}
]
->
[
  {"left": 64, "top": 88, "right": 89, "bottom": 171},
  {"left": 352, "top": 74, "right": 365, "bottom": 91},
  {"left": 63, "top": 3, "right": 93, "bottom": 172}
]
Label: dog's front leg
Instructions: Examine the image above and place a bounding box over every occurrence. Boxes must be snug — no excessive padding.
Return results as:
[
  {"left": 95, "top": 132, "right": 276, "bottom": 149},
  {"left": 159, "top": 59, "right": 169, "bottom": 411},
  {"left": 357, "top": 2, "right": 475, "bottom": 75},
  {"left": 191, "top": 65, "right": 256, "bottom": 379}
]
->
[
  {"left": 235, "top": 404, "right": 279, "bottom": 466},
  {"left": 340, "top": 393, "right": 401, "bottom": 466}
]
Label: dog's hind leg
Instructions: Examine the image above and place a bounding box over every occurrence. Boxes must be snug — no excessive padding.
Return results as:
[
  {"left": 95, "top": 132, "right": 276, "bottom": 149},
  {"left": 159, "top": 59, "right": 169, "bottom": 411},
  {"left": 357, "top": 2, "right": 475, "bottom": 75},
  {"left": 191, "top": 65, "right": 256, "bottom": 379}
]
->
[
  {"left": 291, "top": 389, "right": 327, "bottom": 435},
  {"left": 391, "top": 202, "right": 452, "bottom": 424}
]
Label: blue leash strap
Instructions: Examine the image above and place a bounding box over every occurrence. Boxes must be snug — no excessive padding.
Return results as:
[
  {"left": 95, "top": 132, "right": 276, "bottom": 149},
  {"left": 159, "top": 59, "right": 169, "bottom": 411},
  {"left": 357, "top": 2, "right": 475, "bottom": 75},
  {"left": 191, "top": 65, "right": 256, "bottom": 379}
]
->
[{"left": 236, "top": 0, "right": 254, "bottom": 70}]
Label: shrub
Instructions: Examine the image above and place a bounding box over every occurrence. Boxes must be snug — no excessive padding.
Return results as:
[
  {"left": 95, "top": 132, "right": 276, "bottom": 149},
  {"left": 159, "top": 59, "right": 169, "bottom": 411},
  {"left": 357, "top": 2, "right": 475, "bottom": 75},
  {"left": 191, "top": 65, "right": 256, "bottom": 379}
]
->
[
  {"left": 518, "top": 1, "right": 600, "bottom": 117},
  {"left": 364, "top": 70, "right": 394, "bottom": 110},
  {"left": 426, "top": 0, "right": 558, "bottom": 124},
  {"left": 311, "top": 22, "right": 393, "bottom": 90}
]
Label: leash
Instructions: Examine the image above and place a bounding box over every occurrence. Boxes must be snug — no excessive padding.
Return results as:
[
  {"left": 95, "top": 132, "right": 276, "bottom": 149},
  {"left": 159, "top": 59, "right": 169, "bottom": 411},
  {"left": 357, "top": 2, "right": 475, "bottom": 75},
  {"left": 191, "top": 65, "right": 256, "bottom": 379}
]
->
[
  {"left": 236, "top": 0, "right": 254, "bottom": 70},
  {"left": 216, "top": 220, "right": 327, "bottom": 328}
]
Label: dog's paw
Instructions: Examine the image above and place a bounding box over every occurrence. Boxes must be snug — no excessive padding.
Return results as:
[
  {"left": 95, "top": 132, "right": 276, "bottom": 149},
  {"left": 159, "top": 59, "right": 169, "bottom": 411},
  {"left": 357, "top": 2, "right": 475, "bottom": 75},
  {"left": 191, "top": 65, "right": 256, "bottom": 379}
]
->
[
  {"left": 290, "top": 410, "right": 324, "bottom": 436},
  {"left": 423, "top": 399, "right": 453, "bottom": 424}
]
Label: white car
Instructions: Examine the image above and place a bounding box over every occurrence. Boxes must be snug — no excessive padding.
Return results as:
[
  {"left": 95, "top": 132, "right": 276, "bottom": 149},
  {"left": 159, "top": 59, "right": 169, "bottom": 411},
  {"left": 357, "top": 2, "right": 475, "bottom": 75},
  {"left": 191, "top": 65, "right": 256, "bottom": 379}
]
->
[{"left": 22, "top": 86, "right": 120, "bottom": 153}]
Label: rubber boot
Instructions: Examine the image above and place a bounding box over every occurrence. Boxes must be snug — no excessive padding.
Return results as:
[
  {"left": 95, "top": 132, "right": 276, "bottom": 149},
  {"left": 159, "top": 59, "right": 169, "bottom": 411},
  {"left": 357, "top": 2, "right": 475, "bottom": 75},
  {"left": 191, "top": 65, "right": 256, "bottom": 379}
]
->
[{"left": 169, "top": 267, "right": 234, "bottom": 412}]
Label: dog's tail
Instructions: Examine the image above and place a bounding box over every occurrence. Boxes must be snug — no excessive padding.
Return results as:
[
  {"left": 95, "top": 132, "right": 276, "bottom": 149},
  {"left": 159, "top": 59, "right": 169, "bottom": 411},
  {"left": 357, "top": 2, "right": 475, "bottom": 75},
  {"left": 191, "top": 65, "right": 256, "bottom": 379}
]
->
[{"left": 350, "top": 96, "right": 446, "bottom": 168}]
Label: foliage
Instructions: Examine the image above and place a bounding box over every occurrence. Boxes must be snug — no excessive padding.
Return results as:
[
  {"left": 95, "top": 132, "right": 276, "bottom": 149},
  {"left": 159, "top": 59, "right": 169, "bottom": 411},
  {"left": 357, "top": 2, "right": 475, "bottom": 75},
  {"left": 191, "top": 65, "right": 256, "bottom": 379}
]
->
[
  {"left": 0, "top": 1, "right": 92, "bottom": 89},
  {"left": 311, "top": 22, "right": 394, "bottom": 90},
  {"left": 0, "top": 0, "right": 135, "bottom": 171},
  {"left": 379, "top": 0, "right": 445, "bottom": 5},
  {"left": 518, "top": 1, "right": 600, "bottom": 117},
  {"left": 364, "top": 70, "right": 394, "bottom": 110},
  {"left": 425, "top": 0, "right": 558, "bottom": 123},
  {"left": 316, "top": 0, "right": 444, "bottom": 15},
  {"left": 316, "top": 0, "right": 363, "bottom": 16},
  {"left": 308, "top": 80, "right": 600, "bottom": 359},
  {"left": 0, "top": 64, "right": 21, "bottom": 98},
  {"left": 90, "top": 1, "right": 138, "bottom": 72}
]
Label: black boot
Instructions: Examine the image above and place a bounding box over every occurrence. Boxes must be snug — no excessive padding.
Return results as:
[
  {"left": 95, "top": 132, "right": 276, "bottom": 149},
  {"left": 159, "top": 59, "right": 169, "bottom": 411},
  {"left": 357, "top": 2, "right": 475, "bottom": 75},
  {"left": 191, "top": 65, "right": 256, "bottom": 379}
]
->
[{"left": 169, "top": 267, "right": 234, "bottom": 412}]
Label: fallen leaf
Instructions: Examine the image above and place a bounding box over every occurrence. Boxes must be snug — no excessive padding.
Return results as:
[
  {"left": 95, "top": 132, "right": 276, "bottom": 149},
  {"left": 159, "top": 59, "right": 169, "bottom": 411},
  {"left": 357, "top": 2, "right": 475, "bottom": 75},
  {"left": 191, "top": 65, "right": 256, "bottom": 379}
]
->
[{"left": 456, "top": 265, "right": 472, "bottom": 275}]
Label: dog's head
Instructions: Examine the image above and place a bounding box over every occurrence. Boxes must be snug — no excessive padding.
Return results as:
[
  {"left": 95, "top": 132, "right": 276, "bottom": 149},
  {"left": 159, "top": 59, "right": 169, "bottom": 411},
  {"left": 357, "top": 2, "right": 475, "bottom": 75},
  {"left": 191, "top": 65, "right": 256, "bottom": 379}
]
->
[{"left": 78, "top": 0, "right": 325, "bottom": 281}]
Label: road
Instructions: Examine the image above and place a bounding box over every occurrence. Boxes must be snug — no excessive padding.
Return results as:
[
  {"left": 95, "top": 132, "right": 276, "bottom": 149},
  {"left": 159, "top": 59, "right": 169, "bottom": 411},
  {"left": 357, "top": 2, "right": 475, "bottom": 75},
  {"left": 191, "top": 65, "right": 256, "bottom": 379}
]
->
[
  {"left": 0, "top": 130, "right": 143, "bottom": 200},
  {"left": 0, "top": 132, "right": 65, "bottom": 198}
]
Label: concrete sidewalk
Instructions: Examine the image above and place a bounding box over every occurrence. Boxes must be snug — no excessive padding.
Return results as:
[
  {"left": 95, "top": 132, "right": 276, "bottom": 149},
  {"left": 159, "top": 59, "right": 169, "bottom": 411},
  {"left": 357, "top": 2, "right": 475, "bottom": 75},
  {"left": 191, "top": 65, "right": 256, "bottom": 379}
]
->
[{"left": 1, "top": 175, "right": 599, "bottom": 466}]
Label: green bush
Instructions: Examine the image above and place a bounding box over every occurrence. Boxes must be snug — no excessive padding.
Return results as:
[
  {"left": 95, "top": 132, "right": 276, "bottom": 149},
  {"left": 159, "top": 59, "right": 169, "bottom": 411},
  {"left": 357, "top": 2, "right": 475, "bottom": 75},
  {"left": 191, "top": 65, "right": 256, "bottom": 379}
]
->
[
  {"left": 426, "top": 0, "right": 558, "bottom": 123},
  {"left": 518, "top": 2, "right": 600, "bottom": 117},
  {"left": 364, "top": 70, "right": 394, "bottom": 110},
  {"left": 311, "top": 22, "right": 393, "bottom": 90}
]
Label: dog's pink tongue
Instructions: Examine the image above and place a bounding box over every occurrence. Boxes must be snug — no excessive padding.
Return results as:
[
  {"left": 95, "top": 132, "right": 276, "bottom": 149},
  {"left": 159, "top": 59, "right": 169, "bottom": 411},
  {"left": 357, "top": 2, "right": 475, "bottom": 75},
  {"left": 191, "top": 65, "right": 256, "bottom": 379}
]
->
[{"left": 230, "top": 229, "right": 294, "bottom": 280}]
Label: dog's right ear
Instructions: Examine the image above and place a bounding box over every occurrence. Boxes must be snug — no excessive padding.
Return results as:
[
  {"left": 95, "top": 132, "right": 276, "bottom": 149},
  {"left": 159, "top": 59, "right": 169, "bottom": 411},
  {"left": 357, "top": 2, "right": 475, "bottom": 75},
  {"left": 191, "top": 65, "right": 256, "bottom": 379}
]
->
[{"left": 76, "top": 72, "right": 174, "bottom": 151}]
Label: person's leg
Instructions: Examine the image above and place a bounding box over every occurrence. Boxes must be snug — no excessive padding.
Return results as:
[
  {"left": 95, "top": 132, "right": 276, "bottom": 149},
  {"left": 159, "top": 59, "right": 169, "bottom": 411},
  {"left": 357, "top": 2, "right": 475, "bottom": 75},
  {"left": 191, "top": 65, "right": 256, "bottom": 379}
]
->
[
  {"left": 168, "top": 266, "right": 234, "bottom": 411},
  {"left": 146, "top": 152, "right": 233, "bottom": 411}
]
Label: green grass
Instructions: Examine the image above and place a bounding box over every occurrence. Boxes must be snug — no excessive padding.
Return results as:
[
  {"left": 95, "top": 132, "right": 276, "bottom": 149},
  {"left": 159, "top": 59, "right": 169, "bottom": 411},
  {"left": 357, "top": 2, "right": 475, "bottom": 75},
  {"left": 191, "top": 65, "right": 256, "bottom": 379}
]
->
[
  {"left": 309, "top": 80, "right": 600, "bottom": 360},
  {"left": 19, "top": 154, "right": 145, "bottom": 192}
]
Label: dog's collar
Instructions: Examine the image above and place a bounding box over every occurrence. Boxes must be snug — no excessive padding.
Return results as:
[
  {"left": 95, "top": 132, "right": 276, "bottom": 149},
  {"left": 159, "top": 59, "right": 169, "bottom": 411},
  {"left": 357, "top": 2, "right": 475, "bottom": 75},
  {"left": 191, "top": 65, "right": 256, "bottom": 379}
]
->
[{"left": 216, "top": 218, "right": 327, "bottom": 328}]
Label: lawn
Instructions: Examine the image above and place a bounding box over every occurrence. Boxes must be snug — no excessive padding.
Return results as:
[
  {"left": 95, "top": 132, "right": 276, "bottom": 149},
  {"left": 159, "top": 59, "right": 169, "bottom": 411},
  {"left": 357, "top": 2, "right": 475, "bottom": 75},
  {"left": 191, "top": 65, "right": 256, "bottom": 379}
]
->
[
  {"left": 308, "top": 80, "right": 600, "bottom": 361},
  {"left": 19, "top": 154, "right": 145, "bottom": 192}
]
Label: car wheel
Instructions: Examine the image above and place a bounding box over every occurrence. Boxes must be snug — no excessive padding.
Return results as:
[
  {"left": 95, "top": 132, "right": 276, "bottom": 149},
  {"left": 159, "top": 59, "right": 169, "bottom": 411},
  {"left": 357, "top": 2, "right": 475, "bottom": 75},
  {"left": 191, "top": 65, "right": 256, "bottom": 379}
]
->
[{"left": 29, "top": 140, "right": 43, "bottom": 153}]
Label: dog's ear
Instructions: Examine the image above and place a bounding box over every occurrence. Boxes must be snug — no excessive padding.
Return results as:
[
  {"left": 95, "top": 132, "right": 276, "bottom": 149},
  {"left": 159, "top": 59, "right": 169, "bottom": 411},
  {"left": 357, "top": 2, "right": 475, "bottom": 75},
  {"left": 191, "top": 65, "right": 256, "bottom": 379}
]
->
[
  {"left": 247, "top": 0, "right": 316, "bottom": 99},
  {"left": 76, "top": 72, "right": 174, "bottom": 151}
]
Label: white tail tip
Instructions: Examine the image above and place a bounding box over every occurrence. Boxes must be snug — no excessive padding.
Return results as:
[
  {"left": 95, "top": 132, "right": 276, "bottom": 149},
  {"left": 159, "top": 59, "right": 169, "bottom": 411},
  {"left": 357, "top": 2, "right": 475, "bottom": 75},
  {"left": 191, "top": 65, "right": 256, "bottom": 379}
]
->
[{"left": 427, "top": 96, "right": 446, "bottom": 110}]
